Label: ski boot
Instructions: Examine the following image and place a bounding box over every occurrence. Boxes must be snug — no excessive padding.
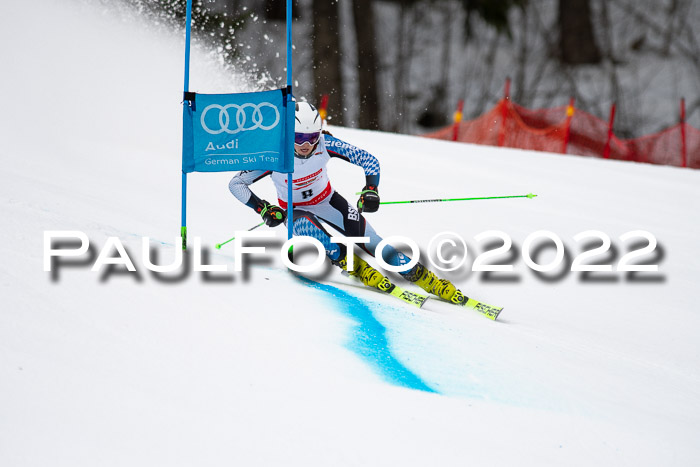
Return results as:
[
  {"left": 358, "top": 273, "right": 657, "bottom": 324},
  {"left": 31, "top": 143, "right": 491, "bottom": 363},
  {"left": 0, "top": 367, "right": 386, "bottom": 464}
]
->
[
  {"left": 335, "top": 253, "right": 393, "bottom": 292},
  {"left": 404, "top": 262, "right": 468, "bottom": 305}
]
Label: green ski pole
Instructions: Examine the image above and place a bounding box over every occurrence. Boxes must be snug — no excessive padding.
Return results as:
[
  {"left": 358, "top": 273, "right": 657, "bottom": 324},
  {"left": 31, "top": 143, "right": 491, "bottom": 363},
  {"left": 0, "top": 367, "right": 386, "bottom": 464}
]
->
[
  {"left": 379, "top": 193, "right": 537, "bottom": 205},
  {"left": 215, "top": 221, "right": 265, "bottom": 249}
]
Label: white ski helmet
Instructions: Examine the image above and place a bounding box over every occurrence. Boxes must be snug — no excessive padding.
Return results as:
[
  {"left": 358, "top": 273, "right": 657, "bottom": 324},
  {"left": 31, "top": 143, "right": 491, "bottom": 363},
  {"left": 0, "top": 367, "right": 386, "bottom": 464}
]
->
[{"left": 294, "top": 101, "right": 322, "bottom": 158}]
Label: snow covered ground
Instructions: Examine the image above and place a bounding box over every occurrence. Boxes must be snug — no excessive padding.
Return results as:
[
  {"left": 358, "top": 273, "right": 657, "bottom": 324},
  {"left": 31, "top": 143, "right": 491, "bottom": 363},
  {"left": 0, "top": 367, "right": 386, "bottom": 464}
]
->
[{"left": 2, "top": 1, "right": 700, "bottom": 466}]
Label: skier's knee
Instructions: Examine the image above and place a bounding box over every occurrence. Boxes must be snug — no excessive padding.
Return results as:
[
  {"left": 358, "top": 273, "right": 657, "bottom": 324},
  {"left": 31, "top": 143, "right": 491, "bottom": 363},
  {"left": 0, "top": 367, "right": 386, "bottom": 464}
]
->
[{"left": 329, "top": 244, "right": 348, "bottom": 267}]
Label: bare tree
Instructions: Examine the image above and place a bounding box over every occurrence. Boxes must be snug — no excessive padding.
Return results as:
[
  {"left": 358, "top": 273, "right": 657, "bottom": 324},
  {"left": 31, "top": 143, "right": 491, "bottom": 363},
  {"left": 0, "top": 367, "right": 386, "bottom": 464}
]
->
[
  {"left": 558, "top": 0, "right": 602, "bottom": 64},
  {"left": 352, "top": 0, "right": 380, "bottom": 130},
  {"left": 393, "top": 1, "right": 418, "bottom": 133},
  {"left": 417, "top": 1, "right": 454, "bottom": 129},
  {"left": 263, "top": 0, "right": 300, "bottom": 20},
  {"left": 312, "top": 0, "right": 344, "bottom": 123}
]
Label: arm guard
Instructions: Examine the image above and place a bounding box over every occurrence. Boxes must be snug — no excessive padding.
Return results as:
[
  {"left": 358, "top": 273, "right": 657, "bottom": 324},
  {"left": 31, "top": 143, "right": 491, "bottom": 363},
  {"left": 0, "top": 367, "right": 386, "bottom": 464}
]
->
[{"left": 228, "top": 170, "right": 271, "bottom": 210}]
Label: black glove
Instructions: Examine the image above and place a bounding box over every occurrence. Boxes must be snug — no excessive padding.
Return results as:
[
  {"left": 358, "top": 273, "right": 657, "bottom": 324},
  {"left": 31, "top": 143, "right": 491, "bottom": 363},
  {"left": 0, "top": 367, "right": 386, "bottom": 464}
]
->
[
  {"left": 256, "top": 200, "right": 286, "bottom": 227},
  {"left": 357, "top": 185, "right": 380, "bottom": 213}
]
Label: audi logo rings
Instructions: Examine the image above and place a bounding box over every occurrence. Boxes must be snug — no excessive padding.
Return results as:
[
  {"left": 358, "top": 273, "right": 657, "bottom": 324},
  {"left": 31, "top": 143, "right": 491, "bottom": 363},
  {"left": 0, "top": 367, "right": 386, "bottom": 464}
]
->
[{"left": 200, "top": 102, "right": 280, "bottom": 135}]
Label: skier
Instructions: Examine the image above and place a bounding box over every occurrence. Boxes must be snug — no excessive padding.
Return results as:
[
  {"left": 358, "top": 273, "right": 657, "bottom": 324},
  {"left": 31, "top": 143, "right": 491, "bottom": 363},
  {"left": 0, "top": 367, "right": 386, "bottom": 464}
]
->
[{"left": 229, "top": 101, "right": 466, "bottom": 305}]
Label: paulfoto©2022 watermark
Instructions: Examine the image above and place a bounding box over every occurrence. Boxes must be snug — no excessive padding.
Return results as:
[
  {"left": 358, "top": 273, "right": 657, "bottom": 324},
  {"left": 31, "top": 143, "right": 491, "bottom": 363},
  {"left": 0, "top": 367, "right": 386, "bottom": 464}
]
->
[{"left": 43, "top": 229, "right": 662, "bottom": 282}]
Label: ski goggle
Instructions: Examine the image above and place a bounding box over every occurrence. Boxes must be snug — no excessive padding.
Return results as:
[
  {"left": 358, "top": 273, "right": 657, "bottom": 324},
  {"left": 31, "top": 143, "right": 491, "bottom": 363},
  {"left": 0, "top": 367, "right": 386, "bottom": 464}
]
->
[{"left": 294, "top": 132, "right": 321, "bottom": 146}]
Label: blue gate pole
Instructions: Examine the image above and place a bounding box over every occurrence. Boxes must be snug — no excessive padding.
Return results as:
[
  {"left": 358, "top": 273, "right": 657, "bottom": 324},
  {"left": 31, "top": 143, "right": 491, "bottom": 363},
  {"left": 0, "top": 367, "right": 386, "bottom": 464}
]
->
[
  {"left": 181, "top": 0, "right": 193, "bottom": 250},
  {"left": 286, "top": 0, "right": 294, "bottom": 244}
]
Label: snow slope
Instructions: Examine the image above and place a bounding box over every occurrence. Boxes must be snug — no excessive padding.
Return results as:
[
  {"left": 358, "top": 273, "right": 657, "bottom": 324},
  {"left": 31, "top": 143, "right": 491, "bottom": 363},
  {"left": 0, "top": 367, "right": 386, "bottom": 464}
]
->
[{"left": 2, "top": 1, "right": 700, "bottom": 466}]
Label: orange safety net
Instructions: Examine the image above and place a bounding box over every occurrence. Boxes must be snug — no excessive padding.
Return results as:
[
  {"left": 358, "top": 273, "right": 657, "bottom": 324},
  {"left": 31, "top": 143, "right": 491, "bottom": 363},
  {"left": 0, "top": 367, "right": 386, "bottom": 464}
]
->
[{"left": 424, "top": 98, "right": 700, "bottom": 169}]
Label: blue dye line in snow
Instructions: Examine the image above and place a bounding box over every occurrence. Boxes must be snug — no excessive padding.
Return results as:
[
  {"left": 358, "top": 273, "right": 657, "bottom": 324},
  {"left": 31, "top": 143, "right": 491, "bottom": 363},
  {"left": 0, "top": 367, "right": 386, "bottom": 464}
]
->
[{"left": 298, "top": 276, "right": 437, "bottom": 394}]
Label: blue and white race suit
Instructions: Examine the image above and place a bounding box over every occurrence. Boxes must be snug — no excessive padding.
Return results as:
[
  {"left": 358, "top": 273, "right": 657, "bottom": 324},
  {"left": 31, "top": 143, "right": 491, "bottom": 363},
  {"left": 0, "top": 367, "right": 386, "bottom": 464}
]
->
[{"left": 229, "top": 134, "right": 413, "bottom": 271}]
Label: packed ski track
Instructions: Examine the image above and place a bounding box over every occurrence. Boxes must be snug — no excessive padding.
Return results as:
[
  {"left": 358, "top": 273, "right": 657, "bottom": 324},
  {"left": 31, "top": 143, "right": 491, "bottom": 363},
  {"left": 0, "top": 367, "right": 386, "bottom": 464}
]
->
[{"left": 2, "top": 0, "right": 700, "bottom": 466}]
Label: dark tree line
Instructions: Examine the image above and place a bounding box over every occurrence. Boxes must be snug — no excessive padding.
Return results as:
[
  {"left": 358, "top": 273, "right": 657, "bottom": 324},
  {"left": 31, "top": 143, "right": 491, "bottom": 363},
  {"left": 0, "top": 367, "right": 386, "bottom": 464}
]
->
[
  {"left": 129, "top": 0, "right": 698, "bottom": 135},
  {"left": 308, "top": 0, "right": 602, "bottom": 130}
]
